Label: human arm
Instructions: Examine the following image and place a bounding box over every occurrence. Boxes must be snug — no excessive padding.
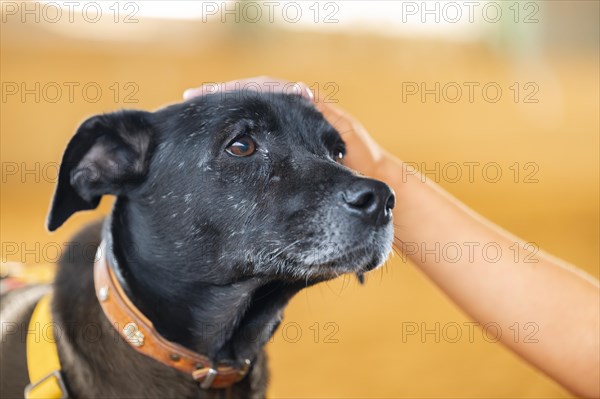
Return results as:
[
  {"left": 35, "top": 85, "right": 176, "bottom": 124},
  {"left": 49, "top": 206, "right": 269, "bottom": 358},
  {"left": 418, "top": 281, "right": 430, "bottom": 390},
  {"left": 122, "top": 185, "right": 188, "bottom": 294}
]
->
[{"left": 317, "top": 98, "right": 600, "bottom": 398}]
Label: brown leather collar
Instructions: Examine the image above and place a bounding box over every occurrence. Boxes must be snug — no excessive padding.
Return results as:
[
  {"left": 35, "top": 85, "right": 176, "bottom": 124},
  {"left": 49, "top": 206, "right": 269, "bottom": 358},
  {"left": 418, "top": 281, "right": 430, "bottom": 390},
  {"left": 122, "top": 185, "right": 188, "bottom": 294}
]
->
[{"left": 93, "top": 240, "right": 251, "bottom": 389}]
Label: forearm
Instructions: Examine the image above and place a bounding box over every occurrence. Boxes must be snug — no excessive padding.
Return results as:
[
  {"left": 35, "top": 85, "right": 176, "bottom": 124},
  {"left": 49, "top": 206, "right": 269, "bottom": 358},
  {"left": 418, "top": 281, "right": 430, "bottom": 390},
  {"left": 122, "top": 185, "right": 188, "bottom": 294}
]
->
[{"left": 377, "top": 152, "right": 600, "bottom": 398}]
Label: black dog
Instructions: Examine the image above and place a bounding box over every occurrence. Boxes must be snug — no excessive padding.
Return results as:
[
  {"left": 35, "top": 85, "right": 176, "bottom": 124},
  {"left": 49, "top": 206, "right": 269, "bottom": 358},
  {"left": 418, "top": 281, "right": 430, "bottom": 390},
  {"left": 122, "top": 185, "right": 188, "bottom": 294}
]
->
[{"left": 0, "top": 91, "right": 394, "bottom": 398}]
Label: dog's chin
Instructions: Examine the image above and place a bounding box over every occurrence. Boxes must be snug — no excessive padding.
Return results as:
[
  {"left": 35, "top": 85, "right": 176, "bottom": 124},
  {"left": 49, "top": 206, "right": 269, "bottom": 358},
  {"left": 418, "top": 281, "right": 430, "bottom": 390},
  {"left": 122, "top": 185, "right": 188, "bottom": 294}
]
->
[
  {"left": 294, "top": 230, "right": 395, "bottom": 281},
  {"left": 308, "top": 247, "right": 391, "bottom": 280},
  {"left": 247, "top": 225, "right": 394, "bottom": 282}
]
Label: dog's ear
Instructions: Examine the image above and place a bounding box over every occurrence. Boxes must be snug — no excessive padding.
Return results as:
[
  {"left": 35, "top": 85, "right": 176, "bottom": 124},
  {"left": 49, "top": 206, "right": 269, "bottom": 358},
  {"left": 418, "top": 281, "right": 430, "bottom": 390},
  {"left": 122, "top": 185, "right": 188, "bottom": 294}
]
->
[{"left": 47, "top": 110, "right": 154, "bottom": 231}]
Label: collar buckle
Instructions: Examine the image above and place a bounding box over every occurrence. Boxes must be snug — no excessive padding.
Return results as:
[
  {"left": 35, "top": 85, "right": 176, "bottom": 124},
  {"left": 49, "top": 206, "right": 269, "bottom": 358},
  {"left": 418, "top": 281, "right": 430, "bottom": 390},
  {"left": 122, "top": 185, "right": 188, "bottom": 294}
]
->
[
  {"left": 193, "top": 359, "right": 252, "bottom": 389},
  {"left": 198, "top": 368, "right": 218, "bottom": 389}
]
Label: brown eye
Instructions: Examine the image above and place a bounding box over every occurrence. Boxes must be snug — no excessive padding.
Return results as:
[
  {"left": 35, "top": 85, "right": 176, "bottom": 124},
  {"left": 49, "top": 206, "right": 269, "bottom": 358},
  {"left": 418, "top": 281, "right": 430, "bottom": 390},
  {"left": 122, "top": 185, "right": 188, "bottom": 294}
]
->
[
  {"left": 226, "top": 135, "right": 256, "bottom": 157},
  {"left": 333, "top": 146, "right": 345, "bottom": 163}
]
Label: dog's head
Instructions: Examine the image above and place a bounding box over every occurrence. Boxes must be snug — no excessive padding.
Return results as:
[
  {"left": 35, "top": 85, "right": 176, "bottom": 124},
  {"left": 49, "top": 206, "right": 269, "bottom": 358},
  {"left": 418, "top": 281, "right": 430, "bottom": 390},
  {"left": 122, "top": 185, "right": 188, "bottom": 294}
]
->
[{"left": 48, "top": 92, "right": 394, "bottom": 283}]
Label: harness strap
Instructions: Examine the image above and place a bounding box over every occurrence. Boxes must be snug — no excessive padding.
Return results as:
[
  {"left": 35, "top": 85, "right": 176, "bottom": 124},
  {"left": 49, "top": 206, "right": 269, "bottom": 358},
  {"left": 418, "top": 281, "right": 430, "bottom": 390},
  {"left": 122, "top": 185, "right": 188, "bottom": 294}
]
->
[{"left": 25, "top": 293, "right": 68, "bottom": 399}]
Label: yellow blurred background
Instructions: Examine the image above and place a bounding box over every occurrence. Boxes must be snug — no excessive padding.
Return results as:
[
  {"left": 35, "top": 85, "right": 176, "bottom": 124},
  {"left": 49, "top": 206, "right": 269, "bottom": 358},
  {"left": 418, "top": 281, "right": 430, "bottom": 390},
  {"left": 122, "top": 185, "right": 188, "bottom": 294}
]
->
[{"left": 1, "top": 1, "right": 598, "bottom": 397}]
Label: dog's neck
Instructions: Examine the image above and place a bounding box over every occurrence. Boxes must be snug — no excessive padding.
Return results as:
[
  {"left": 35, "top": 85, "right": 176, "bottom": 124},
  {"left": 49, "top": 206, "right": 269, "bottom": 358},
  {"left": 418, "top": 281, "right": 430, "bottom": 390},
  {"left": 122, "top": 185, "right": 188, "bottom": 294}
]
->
[{"left": 106, "top": 199, "right": 306, "bottom": 366}]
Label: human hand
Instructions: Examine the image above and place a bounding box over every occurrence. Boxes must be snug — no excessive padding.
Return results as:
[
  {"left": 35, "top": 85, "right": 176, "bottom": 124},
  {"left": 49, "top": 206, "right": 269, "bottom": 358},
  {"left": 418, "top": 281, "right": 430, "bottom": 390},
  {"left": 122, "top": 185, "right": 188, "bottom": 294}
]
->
[{"left": 183, "top": 76, "right": 386, "bottom": 178}]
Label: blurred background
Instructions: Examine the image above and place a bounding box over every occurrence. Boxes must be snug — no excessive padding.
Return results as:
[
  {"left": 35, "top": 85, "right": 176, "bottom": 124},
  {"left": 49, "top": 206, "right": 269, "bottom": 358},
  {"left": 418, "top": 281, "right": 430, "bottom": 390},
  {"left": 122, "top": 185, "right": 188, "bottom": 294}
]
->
[{"left": 1, "top": 1, "right": 598, "bottom": 397}]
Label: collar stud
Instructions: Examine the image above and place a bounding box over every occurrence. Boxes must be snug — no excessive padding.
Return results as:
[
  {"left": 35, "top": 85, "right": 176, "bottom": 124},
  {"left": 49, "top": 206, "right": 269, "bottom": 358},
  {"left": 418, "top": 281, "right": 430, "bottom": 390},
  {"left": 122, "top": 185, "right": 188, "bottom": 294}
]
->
[
  {"left": 98, "top": 286, "right": 109, "bottom": 301},
  {"left": 123, "top": 322, "right": 145, "bottom": 347}
]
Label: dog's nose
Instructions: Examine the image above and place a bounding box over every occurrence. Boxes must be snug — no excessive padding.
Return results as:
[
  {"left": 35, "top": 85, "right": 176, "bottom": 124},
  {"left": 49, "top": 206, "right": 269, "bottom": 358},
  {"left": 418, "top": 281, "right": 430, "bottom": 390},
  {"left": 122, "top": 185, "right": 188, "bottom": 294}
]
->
[{"left": 342, "top": 179, "right": 395, "bottom": 226}]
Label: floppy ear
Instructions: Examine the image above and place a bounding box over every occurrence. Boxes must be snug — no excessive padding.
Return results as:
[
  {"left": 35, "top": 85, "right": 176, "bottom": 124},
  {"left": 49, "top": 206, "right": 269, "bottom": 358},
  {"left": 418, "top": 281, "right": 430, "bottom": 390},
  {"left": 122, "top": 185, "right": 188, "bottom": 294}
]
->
[{"left": 47, "top": 110, "right": 154, "bottom": 231}]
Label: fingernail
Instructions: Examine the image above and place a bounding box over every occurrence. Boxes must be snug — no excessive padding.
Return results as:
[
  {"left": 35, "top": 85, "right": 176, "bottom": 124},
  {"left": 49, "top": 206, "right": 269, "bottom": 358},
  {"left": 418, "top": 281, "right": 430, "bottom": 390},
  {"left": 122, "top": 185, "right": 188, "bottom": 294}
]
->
[{"left": 305, "top": 86, "right": 314, "bottom": 101}]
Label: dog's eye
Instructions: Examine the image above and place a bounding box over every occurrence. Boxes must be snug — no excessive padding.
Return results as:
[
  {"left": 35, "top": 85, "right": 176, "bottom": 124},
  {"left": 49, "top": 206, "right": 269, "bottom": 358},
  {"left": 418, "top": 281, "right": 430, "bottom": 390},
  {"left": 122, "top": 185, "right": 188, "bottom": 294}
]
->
[
  {"left": 332, "top": 146, "right": 345, "bottom": 163},
  {"left": 226, "top": 135, "right": 256, "bottom": 157}
]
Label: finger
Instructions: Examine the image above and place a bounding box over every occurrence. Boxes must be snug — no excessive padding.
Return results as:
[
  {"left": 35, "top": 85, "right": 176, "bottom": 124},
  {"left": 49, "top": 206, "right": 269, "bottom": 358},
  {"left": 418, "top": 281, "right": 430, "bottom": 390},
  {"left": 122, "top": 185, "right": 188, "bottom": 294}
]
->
[
  {"left": 294, "top": 82, "right": 314, "bottom": 101},
  {"left": 183, "top": 77, "right": 314, "bottom": 101},
  {"left": 183, "top": 85, "right": 218, "bottom": 100},
  {"left": 183, "top": 76, "right": 280, "bottom": 100}
]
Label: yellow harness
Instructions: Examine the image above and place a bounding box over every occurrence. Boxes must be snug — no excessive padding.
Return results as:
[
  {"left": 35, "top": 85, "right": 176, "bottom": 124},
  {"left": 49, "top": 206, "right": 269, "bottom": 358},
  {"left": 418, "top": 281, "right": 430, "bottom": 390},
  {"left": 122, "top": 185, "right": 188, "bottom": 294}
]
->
[{"left": 25, "top": 293, "right": 68, "bottom": 399}]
